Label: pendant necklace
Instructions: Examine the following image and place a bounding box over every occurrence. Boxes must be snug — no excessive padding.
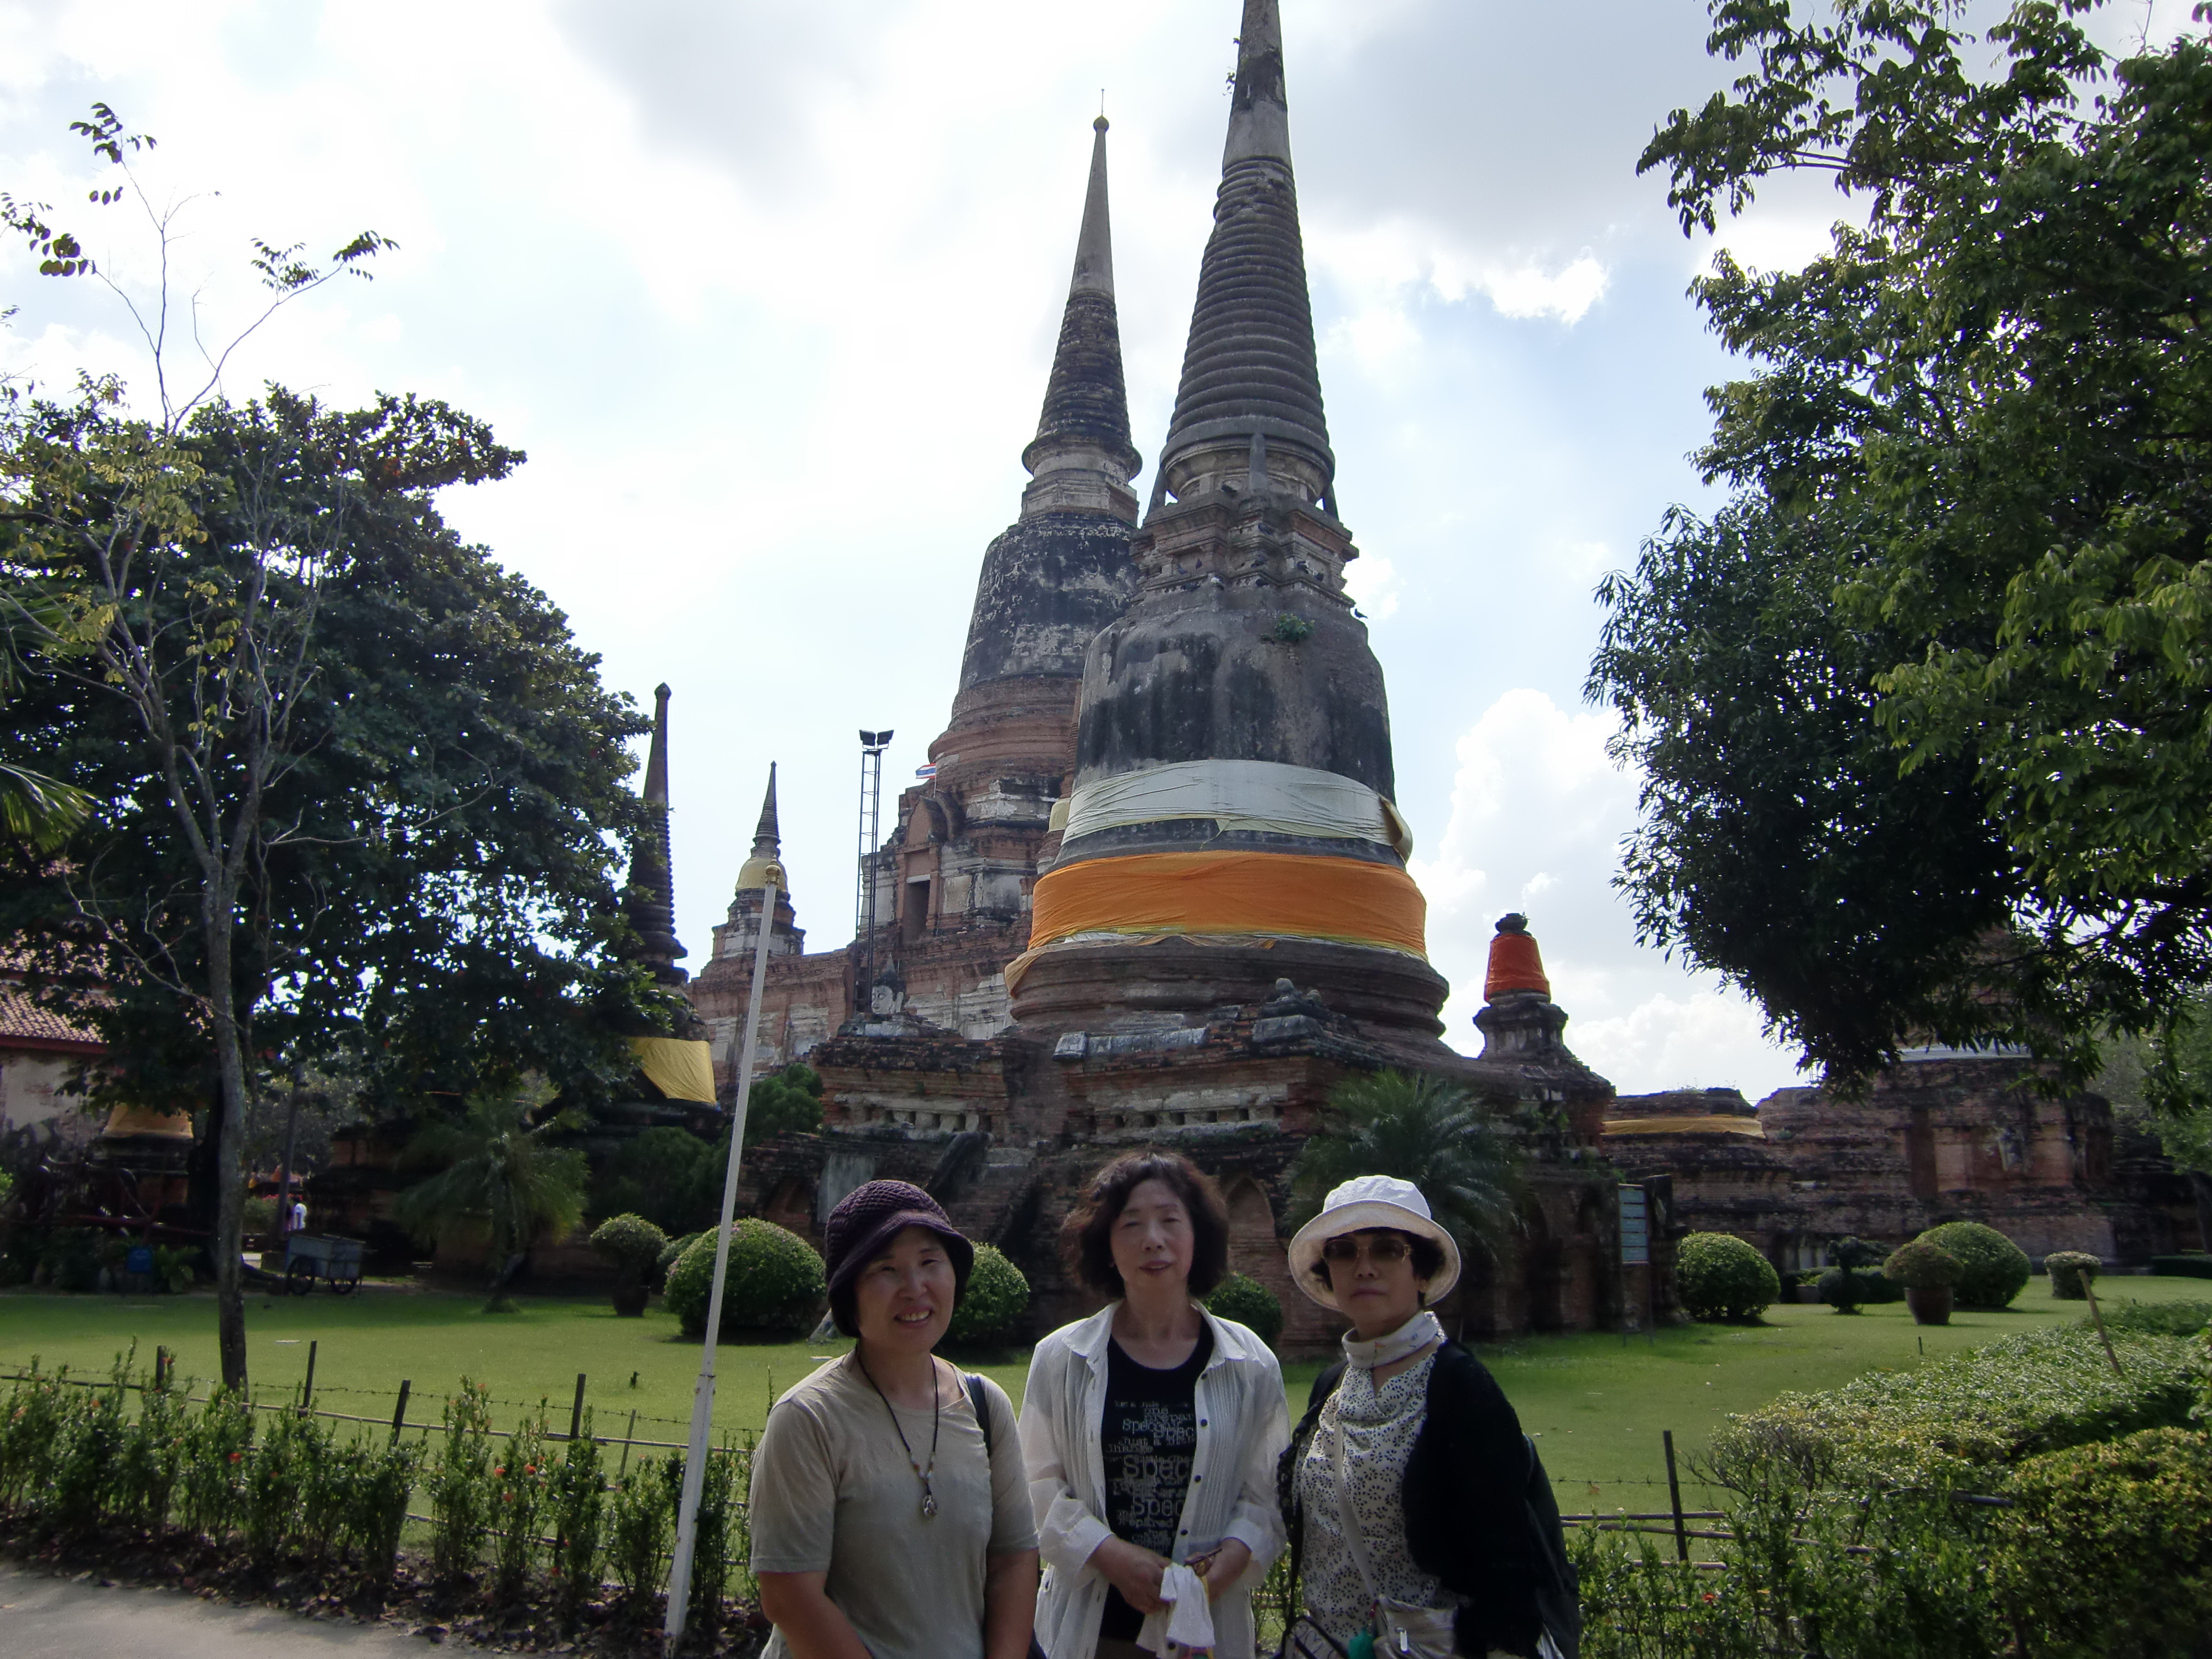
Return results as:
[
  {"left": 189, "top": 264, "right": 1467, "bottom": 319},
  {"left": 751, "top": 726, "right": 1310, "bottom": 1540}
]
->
[{"left": 856, "top": 1350, "right": 942, "bottom": 1518}]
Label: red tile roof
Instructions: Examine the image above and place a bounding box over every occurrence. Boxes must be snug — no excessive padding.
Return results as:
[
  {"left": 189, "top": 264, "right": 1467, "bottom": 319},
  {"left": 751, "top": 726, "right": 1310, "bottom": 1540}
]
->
[{"left": 0, "top": 984, "right": 103, "bottom": 1049}]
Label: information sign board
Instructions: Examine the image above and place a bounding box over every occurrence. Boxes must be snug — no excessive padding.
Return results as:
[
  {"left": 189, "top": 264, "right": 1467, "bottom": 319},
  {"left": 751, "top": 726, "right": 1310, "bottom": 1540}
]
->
[{"left": 1618, "top": 1185, "right": 1650, "bottom": 1266}]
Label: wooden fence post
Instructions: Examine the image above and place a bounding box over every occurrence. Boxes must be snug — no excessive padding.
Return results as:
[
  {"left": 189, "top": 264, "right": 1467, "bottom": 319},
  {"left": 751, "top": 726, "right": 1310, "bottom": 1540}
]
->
[
  {"left": 391, "top": 1379, "right": 411, "bottom": 1442},
  {"left": 570, "top": 1373, "right": 587, "bottom": 1442},
  {"left": 300, "top": 1339, "right": 317, "bottom": 1416},
  {"left": 1663, "top": 1430, "right": 1689, "bottom": 1563}
]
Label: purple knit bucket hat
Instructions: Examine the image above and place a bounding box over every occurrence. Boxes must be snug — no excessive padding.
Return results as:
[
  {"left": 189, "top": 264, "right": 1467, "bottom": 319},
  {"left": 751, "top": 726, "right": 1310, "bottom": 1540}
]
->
[{"left": 822, "top": 1179, "right": 974, "bottom": 1294}]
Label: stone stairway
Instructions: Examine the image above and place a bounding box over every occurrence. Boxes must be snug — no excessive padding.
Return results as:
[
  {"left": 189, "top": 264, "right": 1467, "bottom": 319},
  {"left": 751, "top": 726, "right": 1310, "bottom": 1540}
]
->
[{"left": 942, "top": 1146, "right": 1042, "bottom": 1251}]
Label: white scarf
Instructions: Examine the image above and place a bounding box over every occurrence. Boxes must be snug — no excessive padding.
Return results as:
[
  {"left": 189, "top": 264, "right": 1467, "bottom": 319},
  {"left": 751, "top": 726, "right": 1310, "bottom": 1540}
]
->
[{"left": 1341, "top": 1308, "right": 1444, "bottom": 1371}]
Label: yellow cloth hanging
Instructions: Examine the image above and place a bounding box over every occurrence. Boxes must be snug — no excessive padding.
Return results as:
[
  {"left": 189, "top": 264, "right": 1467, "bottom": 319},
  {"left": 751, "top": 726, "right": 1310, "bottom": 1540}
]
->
[
  {"left": 1602, "top": 1115, "right": 1767, "bottom": 1139},
  {"left": 630, "top": 1037, "right": 717, "bottom": 1104},
  {"left": 99, "top": 1102, "right": 196, "bottom": 1140}
]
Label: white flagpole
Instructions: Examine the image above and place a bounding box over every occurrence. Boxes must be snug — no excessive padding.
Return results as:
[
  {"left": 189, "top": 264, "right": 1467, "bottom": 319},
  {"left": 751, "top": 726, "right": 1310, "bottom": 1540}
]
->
[{"left": 664, "top": 850, "right": 781, "bottom": 1650}]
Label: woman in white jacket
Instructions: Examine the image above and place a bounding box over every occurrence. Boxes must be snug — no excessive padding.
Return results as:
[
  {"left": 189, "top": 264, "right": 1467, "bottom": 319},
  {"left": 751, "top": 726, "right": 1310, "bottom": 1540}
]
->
[{"left": 1019, "top": 1152, "right": 1290, "bottom": 1659}]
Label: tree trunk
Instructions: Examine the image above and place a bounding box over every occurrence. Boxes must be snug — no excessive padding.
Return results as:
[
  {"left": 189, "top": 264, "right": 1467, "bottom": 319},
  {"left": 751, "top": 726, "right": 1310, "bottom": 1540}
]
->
[
  {"left": 2193, "top": 1170, "right": 2212, "bottom": 1254},
  {"left": 205, "top": 867, "right": 251, "bottom": 1392}
]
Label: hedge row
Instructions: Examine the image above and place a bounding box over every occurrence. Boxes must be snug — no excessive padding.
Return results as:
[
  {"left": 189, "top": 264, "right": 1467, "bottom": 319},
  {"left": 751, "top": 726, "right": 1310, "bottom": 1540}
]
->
[
  {"left": 1712, "top": 1326, "right": 2203, "bottom": 1485},
  {"left": 0, "top": 1358, "right": 749, "bottom": 1638},
  {"left": 1577, "top": 1323, "right": 2212, "bottom": 1659}
]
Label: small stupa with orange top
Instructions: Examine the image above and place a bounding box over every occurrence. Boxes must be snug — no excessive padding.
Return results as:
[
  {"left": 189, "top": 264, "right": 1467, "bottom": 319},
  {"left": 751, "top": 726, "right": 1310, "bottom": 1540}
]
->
[{"left": 1474, "top": 913, "right": 1578, "bottom": 1062}]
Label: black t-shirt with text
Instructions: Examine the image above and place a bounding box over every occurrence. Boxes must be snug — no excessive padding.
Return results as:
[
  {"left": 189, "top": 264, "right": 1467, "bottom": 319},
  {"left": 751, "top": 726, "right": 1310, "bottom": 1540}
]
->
[{"left": 1098, "top": 1325, "right": 1214, "bottom": 1641}]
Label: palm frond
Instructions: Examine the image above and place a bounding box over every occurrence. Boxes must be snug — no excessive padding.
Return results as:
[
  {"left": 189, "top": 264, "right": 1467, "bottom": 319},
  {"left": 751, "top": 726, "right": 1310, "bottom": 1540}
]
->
[
  {"left": 0, "top": 761, "right": 92, "bottom": 853},
  {"left": 393, "top": 1085, "right": 588, "bottom": 1264},
  {"left": 1290, "top": 1070, "right": 1525, "bottom": 1250}
]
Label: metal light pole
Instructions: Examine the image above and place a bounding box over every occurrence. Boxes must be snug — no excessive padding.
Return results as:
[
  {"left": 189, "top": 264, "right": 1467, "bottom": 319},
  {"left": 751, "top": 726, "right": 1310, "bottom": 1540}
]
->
[
  {"left": 664, "top": 776, "right": 783, "bottom": 1652},
  {"left": 853, "top": 729, "right": 891, "bottom": 1016}
]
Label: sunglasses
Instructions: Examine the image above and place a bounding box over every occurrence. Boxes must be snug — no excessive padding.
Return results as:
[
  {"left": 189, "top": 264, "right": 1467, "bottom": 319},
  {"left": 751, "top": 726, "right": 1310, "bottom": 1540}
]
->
[{"left": 1321, "top": 1233, "right": 1411, "bottom": 1266}]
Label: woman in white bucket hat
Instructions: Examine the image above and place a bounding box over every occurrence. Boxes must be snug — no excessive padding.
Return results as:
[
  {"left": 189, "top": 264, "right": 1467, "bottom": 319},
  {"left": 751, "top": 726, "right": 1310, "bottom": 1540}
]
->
[{"left": 1275, "top": 1175, "right": 1567, "bottom": 1659}]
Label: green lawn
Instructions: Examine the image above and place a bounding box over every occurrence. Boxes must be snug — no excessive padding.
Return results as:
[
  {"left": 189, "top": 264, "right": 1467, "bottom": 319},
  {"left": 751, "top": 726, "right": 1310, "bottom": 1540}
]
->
[{"left": 3, "top": 1276, "right": 2204, "bottom": 1501}]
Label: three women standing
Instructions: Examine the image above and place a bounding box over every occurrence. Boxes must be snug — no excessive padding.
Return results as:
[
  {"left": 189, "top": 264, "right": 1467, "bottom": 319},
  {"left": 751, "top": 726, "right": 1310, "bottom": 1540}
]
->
[
  {"left": 749, "top": 1181, "right": 1040, "bottom": 1659},
  {"left": 1020, "top": 1152, "right": 1291, "bottom": 1659}
]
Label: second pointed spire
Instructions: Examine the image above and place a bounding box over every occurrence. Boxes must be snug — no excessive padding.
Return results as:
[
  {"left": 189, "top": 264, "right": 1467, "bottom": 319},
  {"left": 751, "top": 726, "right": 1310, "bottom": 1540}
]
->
[
  {"left": 1024, "top": 116, "right": 1141, "bottom": 483},
  {"left": 1157, "top": 0, "right": 1332, "bottom": 510}
]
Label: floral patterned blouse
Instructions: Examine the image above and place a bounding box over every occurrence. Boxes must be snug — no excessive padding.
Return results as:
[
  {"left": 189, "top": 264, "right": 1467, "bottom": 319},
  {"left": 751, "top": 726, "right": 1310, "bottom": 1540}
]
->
[{"left": 1292, "top": 1349, "right": 1455, "bottom": 1653}]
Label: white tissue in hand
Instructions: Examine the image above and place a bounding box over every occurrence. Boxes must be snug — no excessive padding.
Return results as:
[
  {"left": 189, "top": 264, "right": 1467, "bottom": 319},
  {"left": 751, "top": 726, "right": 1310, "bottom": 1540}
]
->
[{"left": 1135, "top": 1563, "right": 1215, "bottom": 1656}]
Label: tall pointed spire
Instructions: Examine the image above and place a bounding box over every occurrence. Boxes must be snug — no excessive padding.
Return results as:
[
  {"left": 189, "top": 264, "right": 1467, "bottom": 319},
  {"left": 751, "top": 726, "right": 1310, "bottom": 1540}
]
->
[
  {"left": 950, "top": 116, "right": 1142, "bottom": 708},
  {"left": 1157, "top": 0, "right": 1333, "bottom": 512},
  {"left": 746, "top": 764, "right": 780, "bottom": 865},
  {"left": 713, "top": 760, "right": 805, "bottom": 968},
  {"left": 1017, "top": 2, "right": 1443, "bottom": 1052},
  {"left": 1021, "top": 116, "right": 1142, "bottom": 492},
  {"left": 623, "top": 683, "right": 687, "bottom": 985}
]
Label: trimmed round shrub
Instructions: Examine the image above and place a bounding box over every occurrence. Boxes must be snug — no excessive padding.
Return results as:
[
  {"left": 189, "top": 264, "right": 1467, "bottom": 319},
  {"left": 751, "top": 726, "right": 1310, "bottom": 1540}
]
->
[
  {"left": 2044, "top": 1250, "right": 2101, "bottom": 1300},
  {"left": 1203, "top": 1272, "right": 1284, "bottom": 1346},
  {"left": 943, "top": 1244, "right": 1029, "bottom": 1348},
  {"left": 656, "top": 1231, "right": 702, "bottom": 1279},
  {"left": 1676, "top": 1232, "right": 1780, "bottom": 1321},
  {"left": 665, "top": 1220, "right": 825, "bottom": 1340},
  {"left": 589, "top": 1213, "right": 669, "bottom": 1281},
  {"left": 1989, "top": 1428, "right": 2212, "bottom": 1658},
  {"left": 1883, "top": 1240, "right": 1963, "bottom": 1290},
  {"left": 1916, "top": 1221, "right": 2031, "bottom": 1308},
  {"left": 1817, "top": 1266, "right": 1871, "bottom": 1313}
]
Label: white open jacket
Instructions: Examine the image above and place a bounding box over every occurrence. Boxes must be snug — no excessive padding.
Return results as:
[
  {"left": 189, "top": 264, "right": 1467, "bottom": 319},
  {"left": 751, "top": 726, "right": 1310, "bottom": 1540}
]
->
[{"left": 1018, "top": 1302, "right": 1291, "bottom": 1659}]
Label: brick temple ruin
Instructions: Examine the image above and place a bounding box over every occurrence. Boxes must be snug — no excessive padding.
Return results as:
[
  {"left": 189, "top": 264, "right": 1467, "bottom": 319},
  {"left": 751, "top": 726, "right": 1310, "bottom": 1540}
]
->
[
  {"left": 672, "top": 1, "right": 1632, "bottom": 1352},
  {"left": 654, "top": 0, "right": 2203, "bottom": 1343},
  {"left": 1603, "top": 1059, "right": 2206, "bottom": 1279}
]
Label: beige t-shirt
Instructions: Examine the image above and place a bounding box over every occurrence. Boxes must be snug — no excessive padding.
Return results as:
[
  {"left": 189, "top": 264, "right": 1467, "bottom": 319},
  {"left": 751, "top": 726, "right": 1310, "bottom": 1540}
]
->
[{"left": 750, "top": 1354, "right": 1038, "bottom": 1659}]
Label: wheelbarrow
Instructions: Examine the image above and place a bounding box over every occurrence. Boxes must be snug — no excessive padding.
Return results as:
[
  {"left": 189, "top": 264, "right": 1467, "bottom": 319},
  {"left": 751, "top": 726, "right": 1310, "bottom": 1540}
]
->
[{"left": 283, "top": 1231, "right": 364, "bottom": 1295}]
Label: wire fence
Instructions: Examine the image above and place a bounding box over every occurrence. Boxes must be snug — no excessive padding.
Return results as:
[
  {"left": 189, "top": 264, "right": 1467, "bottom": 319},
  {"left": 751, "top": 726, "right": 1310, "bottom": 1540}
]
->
[
  {"left": 0, "top": 1348, "right": 723, "bottom": 1467},
  {"left": 1546, "top": 1426, "right": 2016, "bottom": 1573}
]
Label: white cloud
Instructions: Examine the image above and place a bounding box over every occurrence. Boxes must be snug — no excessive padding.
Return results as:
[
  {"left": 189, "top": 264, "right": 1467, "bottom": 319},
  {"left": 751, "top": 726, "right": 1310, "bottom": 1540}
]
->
[
  {"left": 1466, "top": 253, "right": 1610, "bottom": 324},
  {"left": 1412, "top": 689, "right": 1807, "bottom": 1100}
]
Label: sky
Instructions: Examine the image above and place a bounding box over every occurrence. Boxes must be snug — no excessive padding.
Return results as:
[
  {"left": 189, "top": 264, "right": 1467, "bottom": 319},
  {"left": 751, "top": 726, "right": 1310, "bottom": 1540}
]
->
[{"left": 4, "top": 1, "right": 2194, "bottom": 1100}]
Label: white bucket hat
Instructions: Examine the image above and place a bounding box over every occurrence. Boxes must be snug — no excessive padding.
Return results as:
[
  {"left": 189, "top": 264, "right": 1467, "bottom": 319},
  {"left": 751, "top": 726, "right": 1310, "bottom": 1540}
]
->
[{"left": 1286, "top": 1174, "right": 1462, "bottom": 1310}]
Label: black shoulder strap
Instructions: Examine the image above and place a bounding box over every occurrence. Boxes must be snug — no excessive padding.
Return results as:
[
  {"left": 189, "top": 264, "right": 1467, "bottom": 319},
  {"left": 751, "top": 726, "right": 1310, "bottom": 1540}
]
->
[
  {"left": 1306, "top": 1360, "right": 1348, "bottom": 1417},
  {"left": 966, "top": 1371, "right": 993, "bottom": 1457}
]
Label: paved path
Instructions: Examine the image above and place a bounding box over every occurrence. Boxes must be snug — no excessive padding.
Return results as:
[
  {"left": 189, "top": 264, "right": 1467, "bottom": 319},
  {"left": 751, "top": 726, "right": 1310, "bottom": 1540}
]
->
[{"left": 0, "top": 1562, "right": 447, "bottom": 1658}]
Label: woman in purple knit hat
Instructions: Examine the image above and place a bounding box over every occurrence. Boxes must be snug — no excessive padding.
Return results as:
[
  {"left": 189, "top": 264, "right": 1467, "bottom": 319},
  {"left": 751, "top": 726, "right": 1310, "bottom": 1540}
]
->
[{"left": 750, "top": 1179, "right": 1040, "bottom": 1659}]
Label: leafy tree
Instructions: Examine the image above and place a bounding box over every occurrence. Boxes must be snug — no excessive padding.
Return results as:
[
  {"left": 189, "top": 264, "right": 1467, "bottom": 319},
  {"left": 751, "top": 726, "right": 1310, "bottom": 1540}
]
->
[
  {"left": 589, "top": 1127, "right": 714, "bottom": 1234},
  {"left": 0, "top": 614, "right": 88, "bottom": 851},
  {"left": 0, "top": 110, "right": 669, "bottom": 1383},
  {"left": 2099, "top": 995, "right": 2212, "bottom": 1247},
  {"left": 394, "top": 1086, "right": 589, "bottom": 1312},
  {"left": 1598, "top": 2, "right": 2212, "bottom": 1104},
  {"left": 744, "top": 1062, "right": 823, "bottom": 1145},
  {"left": 1289, "top": 1070, "right": 1521, "bottom": 1252}
]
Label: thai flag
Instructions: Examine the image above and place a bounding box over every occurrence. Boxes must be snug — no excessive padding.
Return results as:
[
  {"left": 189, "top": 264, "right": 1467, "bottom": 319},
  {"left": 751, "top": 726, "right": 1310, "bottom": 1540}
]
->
[{"left": 915, "top": 764, "right": 937, "bottom": 778}]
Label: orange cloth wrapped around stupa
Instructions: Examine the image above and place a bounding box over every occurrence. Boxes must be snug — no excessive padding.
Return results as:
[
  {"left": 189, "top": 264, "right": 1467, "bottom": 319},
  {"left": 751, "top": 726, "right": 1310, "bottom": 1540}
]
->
[{"left": 1483, "top": 913, "right": 1551, "bottom": 999}]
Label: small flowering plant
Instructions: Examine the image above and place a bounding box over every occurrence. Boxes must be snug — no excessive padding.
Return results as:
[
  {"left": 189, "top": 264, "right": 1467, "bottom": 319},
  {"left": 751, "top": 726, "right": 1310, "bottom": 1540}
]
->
[{"left": 493, "top": 1411, "right": 552, "bottom": 1605}]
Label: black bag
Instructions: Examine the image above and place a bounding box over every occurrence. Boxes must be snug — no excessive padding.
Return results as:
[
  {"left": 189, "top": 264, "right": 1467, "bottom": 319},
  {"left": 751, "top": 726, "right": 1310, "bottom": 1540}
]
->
[
  {"left": 966, "top": 1373, "right": 1051, "bottom": 1659},
  {"left": 1521, "top": 1436, "right": 1580, "bottom": 1659}
]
